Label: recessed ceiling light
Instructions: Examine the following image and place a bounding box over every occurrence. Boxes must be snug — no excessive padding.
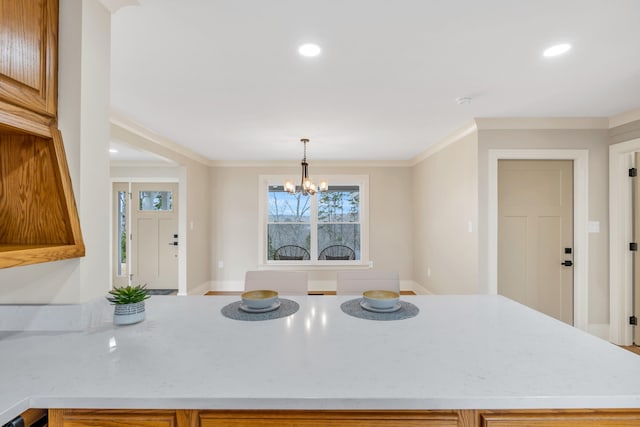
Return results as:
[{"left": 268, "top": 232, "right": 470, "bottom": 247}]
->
[
  {"left": 109, "top": 148, "right": 118, "bottom": 153},
  {"left": 298, "top": 43, "right": 321, "bottom": 57},
  {"left": 543, "top": 43, "right": 571, "bottom": 57}
]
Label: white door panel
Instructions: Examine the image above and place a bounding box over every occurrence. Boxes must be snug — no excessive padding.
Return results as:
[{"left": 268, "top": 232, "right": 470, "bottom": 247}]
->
[
  {"left": 131, "top": 183, "right": 179, "bottom": 289},
  {"left": 498, "top": 160, "right": 573, "bottom": 325}
]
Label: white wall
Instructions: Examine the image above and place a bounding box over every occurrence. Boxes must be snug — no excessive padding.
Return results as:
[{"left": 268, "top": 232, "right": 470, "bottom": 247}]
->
[
  {"left": 412, "top": 132, "right": 479, "bottom": 294},
  {"left": 0, "top": 0, "right": 111, "bottom": 304},
  {"left": 110, "top": 166, "right": 180, "bottom": 179},
  {"left": 209, "top": 165, "right": 413, "bottom": 290}
]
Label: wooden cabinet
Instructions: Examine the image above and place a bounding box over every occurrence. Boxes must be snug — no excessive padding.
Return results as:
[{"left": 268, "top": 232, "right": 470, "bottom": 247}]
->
[
  {"left": 47, "top": 409, "right": 640, "bottom": 427},
  {"left": 48, "top": 409, "right": 189, "bottom": 427},
  {"left": 480, "top": 409, "right": 640, "bottom": 426},
  {"left": 49, "top": 410, "right": 472, "bottom": 427},
  {"left": 0, "top": 0, "right": 84, "bottom": 268},
  {"left": 0, "top": 0, "right": 58, "bottom": 117},
  {"left": 198, "top": 410, "right": 470, "bottom": 427}
]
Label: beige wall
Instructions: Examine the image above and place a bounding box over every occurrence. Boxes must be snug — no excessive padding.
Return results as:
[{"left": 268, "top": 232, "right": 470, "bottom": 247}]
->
[
  {"left": 0, "top": 0, "right": 111, "bottom": 304},
  {"left": 210, "top": 165, "right": 413, "bottom": 289},
  {"left": 412, "top": 132, "right": 479, "bottom": 294},
  {"left": 477, "top": 129, "right": 610, "bottom": 325}
]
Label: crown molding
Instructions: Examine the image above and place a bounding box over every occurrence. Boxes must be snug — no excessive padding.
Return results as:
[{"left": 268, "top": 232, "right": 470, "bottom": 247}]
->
[
  {"left": 609, "top": 108, "right": 640, "bottom": 129},
  {"left": 409, "top": 121, "right": 477, "bottom": 166},
  {"left": 98, "top": 0, "right": 139, "bottom": 13},
  {"left": 474, "top": 117, "right": 609, "bottom": 130},
  {"left": 110, "top": 110, "right": 211, "bottom": 166},
  {"left": 110, "top": 161, "right": 179, "bottom": 168},
  {"left": 209, "top": 159, "right": 411, "bottom": 168}
]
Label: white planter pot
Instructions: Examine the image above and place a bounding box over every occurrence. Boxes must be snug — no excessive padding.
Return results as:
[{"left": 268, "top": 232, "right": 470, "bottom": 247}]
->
[{"left": 113, "top": 301, "right": 146, "bottom": 325}]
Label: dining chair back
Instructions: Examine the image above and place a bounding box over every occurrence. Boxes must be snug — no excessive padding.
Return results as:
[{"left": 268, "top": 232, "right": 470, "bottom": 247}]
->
[
  {"left": 318, "top": 245, "right": 355, "bottom": 260},
  {"left": 336, "top": 271, "right": 400, "bottom": 295},
  {"left": 273, "top": 245, "right": 310, "bottom": 260},
  {"left": 244, "top": 270, "right": 308, "bottom": 295}
]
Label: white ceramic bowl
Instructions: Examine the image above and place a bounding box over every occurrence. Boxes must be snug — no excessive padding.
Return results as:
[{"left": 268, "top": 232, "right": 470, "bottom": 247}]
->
[
  {"left": 241, "top": 290, "right": 278, "bottom": 309},
  {"left": 362, "top": 290, "right": 400, "bottom": 309}
]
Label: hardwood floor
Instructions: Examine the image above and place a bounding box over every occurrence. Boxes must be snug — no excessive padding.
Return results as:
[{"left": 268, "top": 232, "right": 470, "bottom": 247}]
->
[
  {"left": 622, "top": 345, "right": 640, "bottom": 356},
  {"left": 205, "top": 290, "right": 416, "bottom": 296}
]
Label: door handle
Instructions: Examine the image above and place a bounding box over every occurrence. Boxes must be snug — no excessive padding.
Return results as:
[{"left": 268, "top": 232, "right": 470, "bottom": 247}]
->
[
  {"left": 561, "top": 260, "right": 573, "bottom": 267},
  {"left": 168, "top": 242, "right": 178, "bottom": 246}
]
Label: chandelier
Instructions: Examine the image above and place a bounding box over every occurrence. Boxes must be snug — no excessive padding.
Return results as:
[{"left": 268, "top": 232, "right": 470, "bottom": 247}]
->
[{"left": 284, "top": 138, "right": 328, "bottom": 196}]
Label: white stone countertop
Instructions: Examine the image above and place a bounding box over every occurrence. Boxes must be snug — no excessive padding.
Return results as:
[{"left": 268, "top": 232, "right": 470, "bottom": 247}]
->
[{"left": 2, "top": 294, "right": 640, "bottom": 423}]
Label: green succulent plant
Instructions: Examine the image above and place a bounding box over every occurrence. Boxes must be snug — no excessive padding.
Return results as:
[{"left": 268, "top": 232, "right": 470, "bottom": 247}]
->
[{"left": 107, "top": 284, "right": 150, "bottom": 305}]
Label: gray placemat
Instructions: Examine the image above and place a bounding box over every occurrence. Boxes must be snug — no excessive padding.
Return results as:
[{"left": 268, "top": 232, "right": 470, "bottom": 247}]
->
[
  {"left": 221, "top": 298, "right": 299, "bottom": 321},
  {"left": 341, "top": 298, "right": 419, "bottom": 321}
]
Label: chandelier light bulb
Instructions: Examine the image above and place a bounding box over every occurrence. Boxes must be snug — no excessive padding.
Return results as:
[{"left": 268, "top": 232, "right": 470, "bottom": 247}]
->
[{"left": 284, "top": 180, "right": 295, "bottom": 194}]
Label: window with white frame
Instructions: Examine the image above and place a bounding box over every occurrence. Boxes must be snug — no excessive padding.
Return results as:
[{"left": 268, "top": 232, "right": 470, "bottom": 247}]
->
[{"left": 259, "top": 175, "right": 368, "bottom": 265}]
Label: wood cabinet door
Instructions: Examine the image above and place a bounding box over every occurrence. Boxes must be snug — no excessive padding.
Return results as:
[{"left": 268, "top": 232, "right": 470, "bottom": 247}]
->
[
  {"left": 48, "top": 409, "right": 183, "bottom": 427},
  {"left": 0, "top": 0, "right": 58, "bottom": 117},
  {"left": 199, "top": 410, "right": 470, "bottom": 427},
  {"left": 481, "top": 410, "right": 640, "bottom": 426}
]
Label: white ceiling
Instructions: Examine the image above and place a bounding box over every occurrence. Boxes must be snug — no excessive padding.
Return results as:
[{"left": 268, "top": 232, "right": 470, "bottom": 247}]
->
[
  {"left": 109, "top": 141, "right": 177, "bottom": 164},
  {"left": 110, "top": 0, "right": 640, "bottom": 162}
]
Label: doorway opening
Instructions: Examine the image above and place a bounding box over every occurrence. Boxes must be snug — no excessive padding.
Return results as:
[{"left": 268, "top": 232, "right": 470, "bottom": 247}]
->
[
  {"left": 112, "top": 181, "right": 180, "bottom": 294},
  {"left": 609, "top": 138, "right": 640, "bottom": 345}
]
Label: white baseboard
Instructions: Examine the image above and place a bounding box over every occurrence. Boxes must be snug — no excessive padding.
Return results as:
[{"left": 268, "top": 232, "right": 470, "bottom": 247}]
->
[
  {"left": 587, "top": 323, "right": 610, "bottom": 341},
  {"left": 409, "top": 281, "right": 433, "bottom": 295},
  {"left": 185, "top": 281, "right": 220, "bottom": 295}
]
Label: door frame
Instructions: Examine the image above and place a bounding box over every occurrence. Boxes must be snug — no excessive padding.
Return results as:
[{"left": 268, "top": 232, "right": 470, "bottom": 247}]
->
[
  {"left": 488, "top": 149, "right": 589, "bottom": 332},
  {"left": 109, "top": 177, "right": 186, "bottom": 295},
  {"left": 609, "top": 138, "right": 640, "bottom": 345}
]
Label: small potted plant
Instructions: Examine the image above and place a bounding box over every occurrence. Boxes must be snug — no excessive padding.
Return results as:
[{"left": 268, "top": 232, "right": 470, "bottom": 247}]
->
[{"left": 107, "top": 284, "right": 150, "bottom": 325}]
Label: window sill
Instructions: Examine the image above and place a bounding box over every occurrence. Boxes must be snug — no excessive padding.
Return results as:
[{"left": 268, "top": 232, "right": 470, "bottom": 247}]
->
[{"left": 259, "top": 261, "right": 372, "bottom": 271}]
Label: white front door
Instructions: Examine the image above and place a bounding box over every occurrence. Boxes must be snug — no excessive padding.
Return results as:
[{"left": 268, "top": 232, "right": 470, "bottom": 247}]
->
[
  {"left": 498, "top": 160, "right": 574, "bottom": 324},
  {"left": 130, "top": 183, "right": 179, "bottom": 289}
]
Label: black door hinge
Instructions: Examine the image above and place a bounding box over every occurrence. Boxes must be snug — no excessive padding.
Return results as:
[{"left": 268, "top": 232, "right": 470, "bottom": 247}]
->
[
  {"left": 630, "top": 168, "right": 637, "bottom": 177},
  {"left": 631, "top": 316, "right": 638, "bottom": 326},
  {"left": 631, "top": 242, "right": 638, "bottom": 251}
]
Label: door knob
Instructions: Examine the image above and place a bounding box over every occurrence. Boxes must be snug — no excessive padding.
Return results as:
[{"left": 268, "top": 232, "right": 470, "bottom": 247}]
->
[{"left": 561, "top": 260, "right": 573, "bottom": 267}]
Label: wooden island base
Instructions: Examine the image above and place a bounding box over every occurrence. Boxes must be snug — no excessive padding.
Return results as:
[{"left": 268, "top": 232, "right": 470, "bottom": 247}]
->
[{"left": 48, "top": 408, "right": 640, "bottom": 427}]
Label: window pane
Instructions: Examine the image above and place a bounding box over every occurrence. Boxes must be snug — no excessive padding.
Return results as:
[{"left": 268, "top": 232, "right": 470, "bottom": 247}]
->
[
  {"left": 318, "top": 224, "right": 360, "bottom": 260},
  {"left": 139, "top": 191, "right": 173, "bottom": 211},
  {"left": 318, "top": 186, "right": 360, "bottom": 223},
  {"left": 268, "top": 224, "right": 310, "bottom": 260},
  {"left": 117, "top": 191, "right": 128, "bottom": 276},
  {"left": 268, "top": 186, "right": 310, "bottom": 223}
]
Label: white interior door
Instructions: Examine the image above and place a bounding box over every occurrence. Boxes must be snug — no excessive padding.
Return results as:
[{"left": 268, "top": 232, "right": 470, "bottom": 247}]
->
[
  {"left": 498, "top": 160, "right": 574, "bottom": 324},
  {"left": 131, "top": 183, "right": 179, "bottom": 289}
]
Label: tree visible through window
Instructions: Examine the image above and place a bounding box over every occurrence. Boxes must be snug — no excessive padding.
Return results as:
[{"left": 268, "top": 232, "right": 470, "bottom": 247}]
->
[
  {"left": 266, "top": 183, "right": 362, "bottom": 262},
  {"left": 318, "top": 186, "right": 360, "bottom": 259}
]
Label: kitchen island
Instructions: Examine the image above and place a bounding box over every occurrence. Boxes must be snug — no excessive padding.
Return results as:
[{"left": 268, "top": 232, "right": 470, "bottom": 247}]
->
[{"left": 2, "top": 295, "right": 640, "bottom": 426}]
